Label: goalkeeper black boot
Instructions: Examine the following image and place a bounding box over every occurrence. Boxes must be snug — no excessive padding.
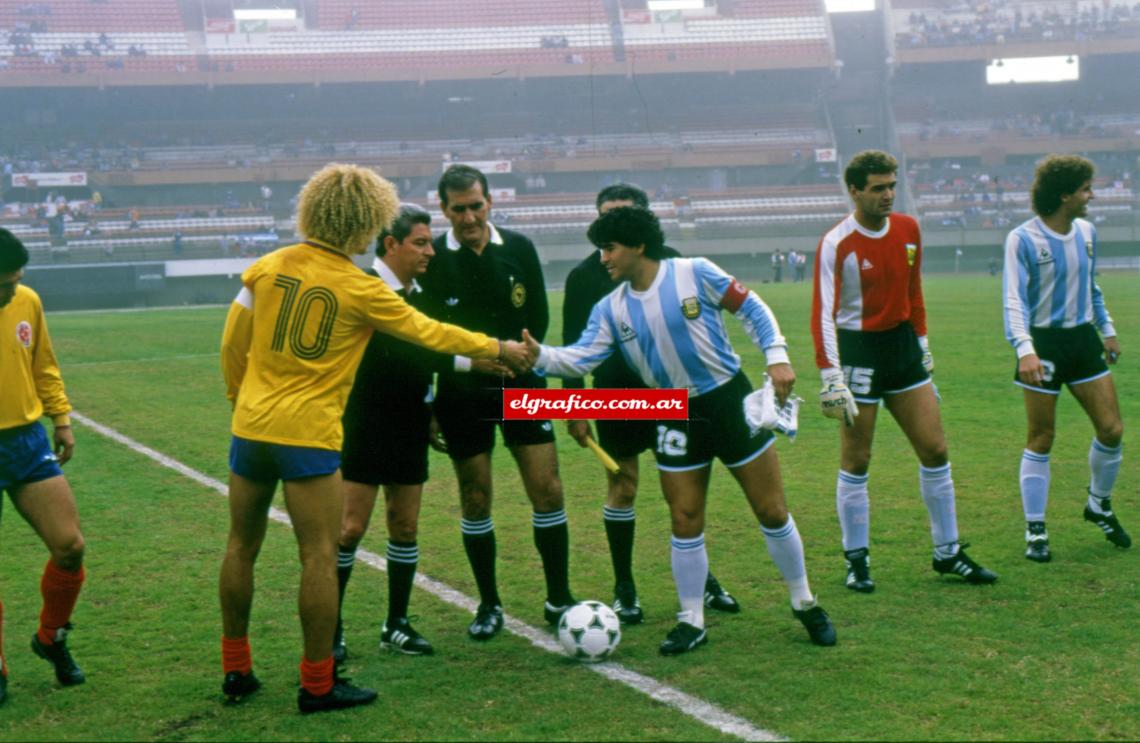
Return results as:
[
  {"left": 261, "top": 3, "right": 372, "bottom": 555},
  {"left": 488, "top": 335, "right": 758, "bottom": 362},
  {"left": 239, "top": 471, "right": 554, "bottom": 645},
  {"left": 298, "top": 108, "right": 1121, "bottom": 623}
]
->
[
  {"left": 704, "top": 573, "right": 740, "bottom": 613},
  {"left": 932, "top": 544, "right": 998, "bottom": 584},
  {"left": 1083, "top": 499, "right": 1132, "bottom": 548}
]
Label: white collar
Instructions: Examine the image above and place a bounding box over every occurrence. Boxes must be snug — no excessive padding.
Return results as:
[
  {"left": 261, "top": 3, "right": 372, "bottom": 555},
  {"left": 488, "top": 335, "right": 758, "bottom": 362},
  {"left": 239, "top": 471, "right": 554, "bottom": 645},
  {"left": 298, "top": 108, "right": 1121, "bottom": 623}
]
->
[
  {"left": 848, "top": 213, "right": 891, "bottom": 239},
  {"left": 371, "top": 257, "right": 420, "bottom": 294},
  {"left": 446, "top": 223, "right": 504, "bottom": 252}
]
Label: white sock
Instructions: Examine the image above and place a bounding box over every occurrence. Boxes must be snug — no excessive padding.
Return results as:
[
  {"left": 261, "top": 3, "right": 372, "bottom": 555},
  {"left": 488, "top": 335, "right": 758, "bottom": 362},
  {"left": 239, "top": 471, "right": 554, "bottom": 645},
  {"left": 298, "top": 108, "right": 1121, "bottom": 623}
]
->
[
  {"left": 761, "top": 515, "right": 814, "bottom": 610},
  {"left": 1020, "top": 449, "right": 1050, "bottom": 522},
  {"left": 1088, "top": 438, "right": 1122, "bottom": 512},
  {"left": 670, "top": 534, "right": 707, "bottom": 628},
  {"left": 836, "top": 470, "right": 870, "bottom": 552},
  {"left": 920, "top": 463, "right": 960, "bottom": 555}
]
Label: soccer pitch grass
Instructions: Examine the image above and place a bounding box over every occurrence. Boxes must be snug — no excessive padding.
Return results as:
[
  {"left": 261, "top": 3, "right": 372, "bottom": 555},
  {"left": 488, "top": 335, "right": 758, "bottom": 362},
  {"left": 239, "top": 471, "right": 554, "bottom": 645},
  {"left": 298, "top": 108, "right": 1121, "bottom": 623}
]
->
[{"left": 0, "top": 274, "right": 1136, "bottom": 741}]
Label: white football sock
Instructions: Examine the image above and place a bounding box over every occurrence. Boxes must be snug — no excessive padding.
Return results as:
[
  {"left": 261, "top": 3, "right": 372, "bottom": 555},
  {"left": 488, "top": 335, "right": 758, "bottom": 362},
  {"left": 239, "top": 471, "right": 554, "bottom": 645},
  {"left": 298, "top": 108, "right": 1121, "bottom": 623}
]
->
[
  {"left": 1020, "top": 449, "right": 1050, "bottom": 522},
  {"left": 670, "top": 534, "right": 707, "bottom": 628},
  {"left": 920, "top": 463, "right": 960, "bottom": 555},
  {"left": 836, "top": 469, "right": 870, "bottom": 552},
  {"left": 1088, "top": 438, "right": 1122, "bottom": 511},
  {"left": 761, "top": 515, "right": 814, "bottom": 610}
]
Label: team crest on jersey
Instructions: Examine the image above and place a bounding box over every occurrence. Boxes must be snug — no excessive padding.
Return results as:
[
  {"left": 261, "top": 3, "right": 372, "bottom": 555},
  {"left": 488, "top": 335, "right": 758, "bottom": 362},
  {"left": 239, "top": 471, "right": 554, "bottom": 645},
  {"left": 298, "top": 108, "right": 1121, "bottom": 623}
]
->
[
  {"left": 511, "top": 282, "right": 526, "bottom": 308},
  {"left": 681, "top": 297, "right": 701, "bottom": 320},
  {"left": 905, "top": 243, "right": 917, "bottom": 266},
  {"left": 16, "top": 321, "right": 32, "bottom": 348},
  {"left": 1085, "top": 240, "right": 1093, "bottom": 258},
  {"left": 618, "top": 322, "right": 637, "bottom": 342},
  {"left": 1037, "top": 246, "right": 1054, "bottom": 264}
]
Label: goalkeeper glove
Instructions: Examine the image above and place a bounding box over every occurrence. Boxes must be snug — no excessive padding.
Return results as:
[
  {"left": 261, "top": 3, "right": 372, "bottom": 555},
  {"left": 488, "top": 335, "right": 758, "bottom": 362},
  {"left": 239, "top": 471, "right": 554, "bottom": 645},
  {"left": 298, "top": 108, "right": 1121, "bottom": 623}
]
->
[
  {"left": 918, "top": 335, "right": 934, "bottom": 375},
  {"left": 819, "top": 368, "right": 858, "bottom": 427}
]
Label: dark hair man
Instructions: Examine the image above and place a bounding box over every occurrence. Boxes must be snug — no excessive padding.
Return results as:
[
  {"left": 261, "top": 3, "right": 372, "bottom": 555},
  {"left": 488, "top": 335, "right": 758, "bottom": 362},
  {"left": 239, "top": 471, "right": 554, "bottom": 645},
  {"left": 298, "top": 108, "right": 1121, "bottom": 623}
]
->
[
  {"left": 562, "top": 183, "right": 738, "bottom": 625},
  {"left": 0, "top": 228, "right": 88, "bottom": 703},
  {"left": 417, "top": 165, "right": 577, "bottom": 640},
  {"left": 1004, "top": 154, "right": 1128, "bottom": 561},
  {"left": 334, "top": 204, "right": 515, "bottom": 660},
  {"left": 811, "top": 150, "right": 997, "bottom": 592},
  {"left": 529, "top": 207, "right": 836, "bottom": 655}
]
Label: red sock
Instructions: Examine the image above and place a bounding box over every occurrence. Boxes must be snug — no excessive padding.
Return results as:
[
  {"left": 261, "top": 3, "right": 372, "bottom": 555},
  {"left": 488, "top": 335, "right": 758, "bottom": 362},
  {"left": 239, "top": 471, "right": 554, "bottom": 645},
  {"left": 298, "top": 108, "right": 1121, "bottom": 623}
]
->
[
  {"left": 222, "top": 636, "right": 252, "bottom": 675},
  {"left": 299, "top": 655, "right": 334, "bottom": 697},
  {"left": 0, "top": 600, "right": 7, "bottom": 678},
  {"left": 37, "top": 560, "right": 85, "bottom": 646}
]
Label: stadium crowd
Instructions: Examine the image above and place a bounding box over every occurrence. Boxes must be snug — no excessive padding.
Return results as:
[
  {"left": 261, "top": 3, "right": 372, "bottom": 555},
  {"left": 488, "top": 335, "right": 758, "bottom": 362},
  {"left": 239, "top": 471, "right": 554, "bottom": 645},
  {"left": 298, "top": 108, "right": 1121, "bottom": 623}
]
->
[{"left": 899, "top": 0, "right": 1140, "bottom": 47}]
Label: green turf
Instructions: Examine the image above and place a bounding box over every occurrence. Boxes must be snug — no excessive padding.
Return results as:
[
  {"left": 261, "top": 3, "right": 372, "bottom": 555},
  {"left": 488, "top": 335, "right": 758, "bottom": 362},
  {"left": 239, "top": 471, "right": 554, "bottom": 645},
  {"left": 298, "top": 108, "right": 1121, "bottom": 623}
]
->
[{"left": 1, "top": 273, "right": 1136, "bottom": 740}]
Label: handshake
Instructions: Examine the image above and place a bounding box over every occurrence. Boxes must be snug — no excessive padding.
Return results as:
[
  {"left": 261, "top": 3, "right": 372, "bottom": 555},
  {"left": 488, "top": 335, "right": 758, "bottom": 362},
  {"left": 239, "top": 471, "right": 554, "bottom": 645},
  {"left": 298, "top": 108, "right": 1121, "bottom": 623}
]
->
[
  {"left": 491, "top": 331, "right": 541, "bottom": 375},
  {"left": 819, "top": 368, "right": 858, "bottom": 427}
]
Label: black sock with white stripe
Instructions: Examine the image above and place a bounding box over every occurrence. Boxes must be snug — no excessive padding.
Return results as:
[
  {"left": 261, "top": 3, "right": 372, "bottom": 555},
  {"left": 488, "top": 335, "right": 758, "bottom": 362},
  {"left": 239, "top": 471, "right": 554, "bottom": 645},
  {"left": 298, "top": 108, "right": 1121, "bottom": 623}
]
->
[
  {"left": 603, "top": 506, "right": 636, "bottom": 587},
  {"left": 533, "top": 509, "right": 572, "bottom": 606},
  {"left": 336, "top": 545, "right": 357, "bottom": 614},
  {"left": 461, "top": 517, "right": 501, "bottom": 608},
  {"left": 386, "top": 540, "right": 418, "bottom": 623}
]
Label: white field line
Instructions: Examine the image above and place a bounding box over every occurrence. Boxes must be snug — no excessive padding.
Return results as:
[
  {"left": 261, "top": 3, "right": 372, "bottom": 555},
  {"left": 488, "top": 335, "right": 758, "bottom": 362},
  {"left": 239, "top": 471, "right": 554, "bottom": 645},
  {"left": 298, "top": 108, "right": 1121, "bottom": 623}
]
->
[{"left": 72, "top": 411, "right": 785, "bottom": 743}]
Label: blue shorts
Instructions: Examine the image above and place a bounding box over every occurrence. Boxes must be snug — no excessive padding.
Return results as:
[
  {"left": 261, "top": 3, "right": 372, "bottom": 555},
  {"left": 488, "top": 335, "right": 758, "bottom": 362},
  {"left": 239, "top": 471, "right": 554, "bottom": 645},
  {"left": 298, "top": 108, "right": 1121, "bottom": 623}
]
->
[
  {"left": 0, "top": 422, "right": 65, "bottom": 494},
  {"left": 229, "top": 436, "right": 341, "bottom": 483}
]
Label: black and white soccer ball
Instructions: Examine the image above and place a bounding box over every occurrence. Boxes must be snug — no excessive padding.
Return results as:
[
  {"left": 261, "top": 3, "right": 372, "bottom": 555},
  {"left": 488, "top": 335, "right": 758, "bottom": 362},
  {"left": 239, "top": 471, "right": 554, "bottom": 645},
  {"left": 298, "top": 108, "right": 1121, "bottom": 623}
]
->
[{"left": 557, "top": 600, "right": 621, "bottom": 662}]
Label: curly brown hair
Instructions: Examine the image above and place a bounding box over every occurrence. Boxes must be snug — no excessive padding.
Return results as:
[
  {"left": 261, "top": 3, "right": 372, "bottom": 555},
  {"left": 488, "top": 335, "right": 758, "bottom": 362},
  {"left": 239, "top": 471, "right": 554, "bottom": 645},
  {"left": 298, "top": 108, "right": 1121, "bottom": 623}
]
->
[
  {"left": 845, "top": 150, "right": 899, "bottom": 190},
  {"left": 297, "top": 163, "right": 400, "bottom": 254},
  {"left": 1031, "top": 155, "right": 1094, "bottom": 217}
]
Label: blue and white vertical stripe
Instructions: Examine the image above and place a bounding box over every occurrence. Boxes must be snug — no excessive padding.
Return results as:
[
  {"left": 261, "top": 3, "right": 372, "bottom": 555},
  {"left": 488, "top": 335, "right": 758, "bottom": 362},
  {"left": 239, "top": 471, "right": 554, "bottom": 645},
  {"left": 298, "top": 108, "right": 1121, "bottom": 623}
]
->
[
  {"left": 1003, "top": 217, "right": 1115, "bottom": 355},
  {"left": 537, "top": 258, "right": 789, "bottom": 396}
]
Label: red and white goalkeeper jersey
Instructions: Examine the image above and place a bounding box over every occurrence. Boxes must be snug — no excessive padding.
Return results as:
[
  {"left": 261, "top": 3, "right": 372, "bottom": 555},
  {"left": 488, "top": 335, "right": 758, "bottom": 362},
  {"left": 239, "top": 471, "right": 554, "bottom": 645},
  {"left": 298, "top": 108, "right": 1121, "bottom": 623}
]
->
[{"left": 811, "top": 213, "right": 927, "bottom": 369}]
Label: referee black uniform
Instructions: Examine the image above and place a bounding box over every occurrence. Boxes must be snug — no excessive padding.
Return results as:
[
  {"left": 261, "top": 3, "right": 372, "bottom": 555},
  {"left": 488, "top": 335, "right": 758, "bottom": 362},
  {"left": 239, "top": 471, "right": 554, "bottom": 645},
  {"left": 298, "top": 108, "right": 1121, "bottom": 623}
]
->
[
  {"left": 418, "top": 223, "right": 552, "bottom": 460},
  {"left": 341, "top": 265, "right": 443, "bottom": 486}
]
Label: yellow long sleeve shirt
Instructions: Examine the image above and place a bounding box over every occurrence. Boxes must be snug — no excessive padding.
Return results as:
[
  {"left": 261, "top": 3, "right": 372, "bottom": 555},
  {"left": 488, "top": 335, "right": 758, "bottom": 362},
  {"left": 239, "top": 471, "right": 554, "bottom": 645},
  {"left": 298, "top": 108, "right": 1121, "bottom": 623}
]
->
[
  {"left": 0, "top": 285, "right": 71, "bottom": 431},
  {"left": 221, "top": 240, "right": 499, "bottom": 450}
]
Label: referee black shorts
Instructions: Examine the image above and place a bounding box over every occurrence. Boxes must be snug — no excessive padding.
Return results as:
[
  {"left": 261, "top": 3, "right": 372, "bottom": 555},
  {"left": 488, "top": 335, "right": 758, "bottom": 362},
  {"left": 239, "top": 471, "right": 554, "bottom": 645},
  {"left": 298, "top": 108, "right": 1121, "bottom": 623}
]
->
[
  {"left": 837, "top": 322, "right": 929, "bottom": 404},
  {"left": 1014, "top": 323, "right": 1110, "bottom": 395},
  {"left": 433, "top": 376, "right": 555, "bottom": 462},
  {"left": 341, "top": 401, "right": 431, "bottom": 487},
  {"left": 596, "top": 418, "right": 657, "bottom": 460}
]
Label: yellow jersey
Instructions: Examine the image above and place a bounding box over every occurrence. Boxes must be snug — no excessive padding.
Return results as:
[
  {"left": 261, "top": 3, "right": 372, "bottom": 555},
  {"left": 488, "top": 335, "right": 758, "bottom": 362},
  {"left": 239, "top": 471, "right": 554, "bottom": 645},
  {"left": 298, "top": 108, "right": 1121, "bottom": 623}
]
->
[
  {"left": 0, "top": 285, "right": 71, "bottom": 431},
  {"left": 222, "top": 240, "right": 499, "bottom": 450}
]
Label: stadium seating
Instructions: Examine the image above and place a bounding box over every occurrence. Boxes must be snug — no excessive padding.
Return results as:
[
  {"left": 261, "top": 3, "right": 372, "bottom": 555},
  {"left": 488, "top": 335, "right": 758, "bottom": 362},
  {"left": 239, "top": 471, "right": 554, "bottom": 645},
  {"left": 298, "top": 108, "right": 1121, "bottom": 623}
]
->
[{"left": 0, "top": 0, "right": 184, "bottom": 32}]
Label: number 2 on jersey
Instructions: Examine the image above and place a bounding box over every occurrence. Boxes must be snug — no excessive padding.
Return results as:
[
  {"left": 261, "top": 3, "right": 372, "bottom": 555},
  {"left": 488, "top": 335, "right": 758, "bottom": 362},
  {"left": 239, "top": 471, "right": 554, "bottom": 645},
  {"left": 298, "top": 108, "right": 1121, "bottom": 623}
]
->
[{"left": 271, "top": 274, "right": 338, "bottom": 359}]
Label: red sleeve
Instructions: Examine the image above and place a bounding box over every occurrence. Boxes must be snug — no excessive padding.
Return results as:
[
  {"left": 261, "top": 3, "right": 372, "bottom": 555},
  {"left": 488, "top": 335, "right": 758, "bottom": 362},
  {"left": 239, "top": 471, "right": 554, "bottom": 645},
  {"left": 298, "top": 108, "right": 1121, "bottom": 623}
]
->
[{"left": 907, "top": 220, "right": 927, "bottom": 337}]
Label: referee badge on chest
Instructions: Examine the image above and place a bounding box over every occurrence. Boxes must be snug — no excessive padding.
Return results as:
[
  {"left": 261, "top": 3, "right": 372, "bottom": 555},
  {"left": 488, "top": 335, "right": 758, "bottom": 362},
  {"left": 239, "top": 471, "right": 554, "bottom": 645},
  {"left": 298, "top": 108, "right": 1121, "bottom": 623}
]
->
[
  {"left": 510, "top": 281, "right": 527, "bottom": 308},
  {"left": 681, "top": 296, "right": 701, "bottom": 319},
  {"left": 905, "top": 243, "right": 917, "bottom": 267}
]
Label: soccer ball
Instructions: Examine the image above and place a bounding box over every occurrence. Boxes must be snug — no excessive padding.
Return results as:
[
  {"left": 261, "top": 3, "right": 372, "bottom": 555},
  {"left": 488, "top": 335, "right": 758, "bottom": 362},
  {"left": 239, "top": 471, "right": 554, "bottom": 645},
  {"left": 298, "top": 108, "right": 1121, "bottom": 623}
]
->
[{"left": 557, "top": 600, "right": 621, "bottom": 662}]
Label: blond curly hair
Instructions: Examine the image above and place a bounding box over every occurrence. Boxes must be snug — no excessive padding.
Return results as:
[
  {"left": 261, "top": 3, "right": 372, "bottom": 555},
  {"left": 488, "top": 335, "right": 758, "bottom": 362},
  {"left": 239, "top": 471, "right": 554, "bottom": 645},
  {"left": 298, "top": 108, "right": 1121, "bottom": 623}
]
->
[{"left": 297, "top": 164, "right": 400, "bottom": 254}]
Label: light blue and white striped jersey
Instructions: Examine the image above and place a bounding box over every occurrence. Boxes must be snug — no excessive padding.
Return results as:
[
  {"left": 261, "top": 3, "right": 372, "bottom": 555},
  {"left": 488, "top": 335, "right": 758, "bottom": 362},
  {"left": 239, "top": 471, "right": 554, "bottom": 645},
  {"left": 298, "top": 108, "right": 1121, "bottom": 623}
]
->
[
  {"left": 1003, "top": 217, "right": 1115, "bottom": 357},
  {"left": 536, "top": 257, "right": 789, "bottom": 396}
]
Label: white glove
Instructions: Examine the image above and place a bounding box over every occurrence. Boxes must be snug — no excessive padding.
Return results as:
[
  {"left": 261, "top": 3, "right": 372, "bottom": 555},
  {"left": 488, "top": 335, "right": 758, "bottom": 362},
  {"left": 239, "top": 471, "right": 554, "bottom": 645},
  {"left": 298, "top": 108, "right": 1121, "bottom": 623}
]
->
[
  {"left": 744, "top": 375, "right": 803, "bottom": 441},
  {"left": 819, "top": 368, "right": 858, "bottom": 427},
  {"left": 918, "top": 336, "right": 934, "bottom": 375}
]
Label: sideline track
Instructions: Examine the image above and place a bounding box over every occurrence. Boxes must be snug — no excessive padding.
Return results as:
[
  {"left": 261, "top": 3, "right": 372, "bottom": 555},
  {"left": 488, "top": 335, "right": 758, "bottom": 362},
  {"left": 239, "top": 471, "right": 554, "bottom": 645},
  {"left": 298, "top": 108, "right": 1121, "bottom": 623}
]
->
[{"left": 71, "top": 411, "right": 785, "bottom": 743}]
